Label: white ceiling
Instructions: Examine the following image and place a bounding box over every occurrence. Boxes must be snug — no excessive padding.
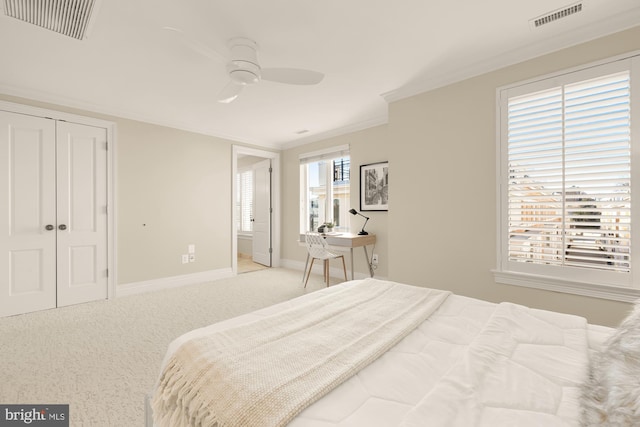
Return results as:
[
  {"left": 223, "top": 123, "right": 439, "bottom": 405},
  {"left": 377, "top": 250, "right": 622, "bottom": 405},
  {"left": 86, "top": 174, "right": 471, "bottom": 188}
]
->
[{"left": 1, "top": 0, "right": 639, "bottom": 149}]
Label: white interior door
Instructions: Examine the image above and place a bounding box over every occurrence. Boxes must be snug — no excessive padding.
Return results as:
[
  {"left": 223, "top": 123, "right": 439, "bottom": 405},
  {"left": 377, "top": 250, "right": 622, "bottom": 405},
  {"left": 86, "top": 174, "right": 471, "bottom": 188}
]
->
[
  {"left": 0, "top": 111, "right": 57, "bottom": 316},
  {"left": 0, "top": 111, "right": 108, "bottom": 317},
  {"left": 56, "top": 121, "right": 108, "bottom": 307},
  {"left": 252, "top": 159, "right": 271, "bottom": 266}
]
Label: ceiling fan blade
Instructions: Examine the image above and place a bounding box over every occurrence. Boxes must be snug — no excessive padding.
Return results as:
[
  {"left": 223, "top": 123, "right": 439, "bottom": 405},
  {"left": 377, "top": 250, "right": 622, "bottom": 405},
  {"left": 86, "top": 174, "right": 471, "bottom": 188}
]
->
[
  {"left": 261, "top": 68, "right": 324, "bottom": 85},
  {"left": 218, "top": 81, "right": 243, "bottom": 103},
  {"left": 162, "top": 26, "right": 227, "bottom": 63}
]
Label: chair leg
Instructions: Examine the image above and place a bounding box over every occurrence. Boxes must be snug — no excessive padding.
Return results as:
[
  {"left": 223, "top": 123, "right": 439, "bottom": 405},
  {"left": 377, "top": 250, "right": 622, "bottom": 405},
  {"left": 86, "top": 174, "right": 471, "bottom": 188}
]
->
[
  {"left": 324, "top": 260, "right": 329, "bottom": 286},
  {"left": 340, "top": 255, "right": 347, "bottom": 281},
  {"left": 301, "top": 253, "right": 310, "bottom": 283},
  {"left": 304, "top": 258, "right": 316, "bottom": 288}
]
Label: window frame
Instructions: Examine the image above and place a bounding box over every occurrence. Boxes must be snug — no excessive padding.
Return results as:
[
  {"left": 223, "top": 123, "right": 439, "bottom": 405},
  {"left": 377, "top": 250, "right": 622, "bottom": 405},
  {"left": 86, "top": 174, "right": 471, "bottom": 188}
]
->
[
  {"left": 299, "top": 145, "right": 351, "bottom": 234},
  {"left": 236, "top": 168, "right": 253, "bottom": 236},
  {"left": 495, "top": 51, "right": 640, "bottom": 302}
]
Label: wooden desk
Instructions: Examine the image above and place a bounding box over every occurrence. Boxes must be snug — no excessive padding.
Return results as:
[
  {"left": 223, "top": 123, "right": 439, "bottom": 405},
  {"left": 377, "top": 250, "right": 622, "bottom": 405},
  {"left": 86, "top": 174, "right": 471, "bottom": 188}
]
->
[{"left": 300, "top": 233, "right": 376, "bottom": 281}]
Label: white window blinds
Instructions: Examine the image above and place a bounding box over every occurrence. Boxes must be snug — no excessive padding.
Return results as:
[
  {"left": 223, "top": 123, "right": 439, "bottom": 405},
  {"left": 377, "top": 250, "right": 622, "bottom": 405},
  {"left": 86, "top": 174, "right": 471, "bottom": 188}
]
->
[
  {"left": 507, "top": 70, "right": 631, "bottom": 273},
  {"left": 237, "top": 170, "right": 253, "bottom": 232}
]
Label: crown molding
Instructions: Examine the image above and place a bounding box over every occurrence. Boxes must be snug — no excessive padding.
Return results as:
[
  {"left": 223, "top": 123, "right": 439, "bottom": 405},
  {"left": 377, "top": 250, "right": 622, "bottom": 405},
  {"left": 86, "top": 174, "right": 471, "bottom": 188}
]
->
[{"left": 383, "top": 16, "right": 640, "bottom": 104}]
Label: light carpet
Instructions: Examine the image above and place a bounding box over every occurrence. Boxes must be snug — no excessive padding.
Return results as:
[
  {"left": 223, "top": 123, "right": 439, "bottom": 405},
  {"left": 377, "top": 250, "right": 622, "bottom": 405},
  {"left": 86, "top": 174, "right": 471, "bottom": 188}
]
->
[{"left": 0, "top": 268, "right": 329, "bottom": 426}]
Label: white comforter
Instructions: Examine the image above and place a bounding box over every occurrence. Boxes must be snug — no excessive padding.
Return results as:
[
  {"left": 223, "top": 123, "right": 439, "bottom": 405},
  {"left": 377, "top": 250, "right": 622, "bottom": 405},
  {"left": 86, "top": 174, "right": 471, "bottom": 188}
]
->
[{"left": 155, "top": 279, "right": 611, "bottom": 427}]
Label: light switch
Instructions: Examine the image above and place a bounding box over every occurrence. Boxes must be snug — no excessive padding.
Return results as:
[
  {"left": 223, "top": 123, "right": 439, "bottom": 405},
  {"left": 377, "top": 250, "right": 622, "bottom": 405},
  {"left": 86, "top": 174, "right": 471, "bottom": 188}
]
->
[{"left": 188, "top": 244, "right": 195, "bottom": 254}]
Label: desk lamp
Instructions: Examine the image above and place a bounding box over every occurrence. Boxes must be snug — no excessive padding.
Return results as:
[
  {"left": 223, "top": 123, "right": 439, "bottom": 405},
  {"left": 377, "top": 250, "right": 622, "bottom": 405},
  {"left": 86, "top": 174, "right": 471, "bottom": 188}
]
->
[{"left": 349, "top": 209, "right": 370, "bottom": 235}]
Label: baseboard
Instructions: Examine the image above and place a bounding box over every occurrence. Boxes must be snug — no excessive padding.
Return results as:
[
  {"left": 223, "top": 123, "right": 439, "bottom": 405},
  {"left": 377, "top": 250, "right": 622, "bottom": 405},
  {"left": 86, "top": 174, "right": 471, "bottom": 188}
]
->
[
  {"left": 279, "top": 259, "right": 306, "bottom": 271},
  {"left": 280, "top": 259, "right": 382, "bottom": 281},
  {"left": 117, "top": 268, "right": 234, "bottom": 297}
]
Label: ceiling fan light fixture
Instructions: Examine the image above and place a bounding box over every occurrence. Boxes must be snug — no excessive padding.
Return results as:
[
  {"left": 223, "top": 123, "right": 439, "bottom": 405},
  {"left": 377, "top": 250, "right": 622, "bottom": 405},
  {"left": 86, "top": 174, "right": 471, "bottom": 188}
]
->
[
  {"left": 230, "top": 69, "right": 260, "bottom": 85},
  {"left": 228, "top": 61, "right": 261, "bottom": 85},
  {"left": 227, "top": 59, "right": 260, "bottom": 85}
]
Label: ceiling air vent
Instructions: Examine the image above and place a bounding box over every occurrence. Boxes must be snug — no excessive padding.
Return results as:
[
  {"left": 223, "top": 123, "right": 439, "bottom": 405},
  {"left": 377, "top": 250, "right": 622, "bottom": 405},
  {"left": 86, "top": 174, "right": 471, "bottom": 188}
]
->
[
  {"left": 2, "top": 0, "right": 100, "bottom": 40},
  {"left": 530, "top": 2, "right": 583, "bottom": 28}
]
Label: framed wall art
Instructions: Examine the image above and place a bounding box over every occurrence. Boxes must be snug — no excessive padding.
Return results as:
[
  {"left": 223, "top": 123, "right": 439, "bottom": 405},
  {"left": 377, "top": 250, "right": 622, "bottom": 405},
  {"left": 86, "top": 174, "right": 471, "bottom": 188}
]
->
[{"left": 360, "top": 161, "right": 388, "bottom": 211}]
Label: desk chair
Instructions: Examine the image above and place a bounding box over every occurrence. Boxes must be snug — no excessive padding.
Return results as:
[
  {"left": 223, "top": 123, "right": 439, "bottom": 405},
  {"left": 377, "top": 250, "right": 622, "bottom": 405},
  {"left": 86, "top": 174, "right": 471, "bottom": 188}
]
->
[{"left": 304, "top": 232, "right": 348, "bottom": 287}]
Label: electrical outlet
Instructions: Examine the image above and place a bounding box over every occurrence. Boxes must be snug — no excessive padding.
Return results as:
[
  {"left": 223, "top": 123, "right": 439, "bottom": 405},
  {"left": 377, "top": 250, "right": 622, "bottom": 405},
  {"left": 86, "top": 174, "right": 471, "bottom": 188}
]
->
[
  {"left": 372, "top": 253, "right": 379, "bottom": 265},
  {"left": 181, "top": 254, "right": 189, "bottom": 264},
  {"left": 189, "top": 254, "right": 196, "bottom": 262}
]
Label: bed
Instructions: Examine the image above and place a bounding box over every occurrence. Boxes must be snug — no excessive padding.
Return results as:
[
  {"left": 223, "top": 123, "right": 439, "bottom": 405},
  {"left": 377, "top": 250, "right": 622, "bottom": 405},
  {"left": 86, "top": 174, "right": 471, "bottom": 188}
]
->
[{"left": 148, "top": 278, "right": 622, "bottom": 427}]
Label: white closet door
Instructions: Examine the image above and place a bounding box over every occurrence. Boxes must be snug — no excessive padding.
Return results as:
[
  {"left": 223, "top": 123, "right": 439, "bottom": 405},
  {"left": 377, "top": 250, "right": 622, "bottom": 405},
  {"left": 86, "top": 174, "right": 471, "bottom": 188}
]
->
[
  {"left": 56, "top": 121, "right": 108, "bottom": 307},
  {"left": 252, "top": 159, "right": 271, "bottom": 267},
  {"left": 0, "top": 111, "right": 57, "bottom": 316}
]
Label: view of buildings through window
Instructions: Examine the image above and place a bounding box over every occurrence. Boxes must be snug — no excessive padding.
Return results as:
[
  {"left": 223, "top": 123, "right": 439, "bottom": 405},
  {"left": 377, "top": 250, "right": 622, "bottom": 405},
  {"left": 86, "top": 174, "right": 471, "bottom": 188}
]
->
[
  {"left": 302, "top": 157, "right": 350, "bottom": 232},
  {"left": 506, "top": 69, "right": 631, "bottom": 274}
]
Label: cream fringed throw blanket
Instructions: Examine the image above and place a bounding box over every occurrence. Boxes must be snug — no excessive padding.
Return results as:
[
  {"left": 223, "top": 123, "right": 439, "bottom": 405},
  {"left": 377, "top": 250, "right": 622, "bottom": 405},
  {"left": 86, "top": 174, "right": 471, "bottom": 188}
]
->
[{"left": 152, "top": 279, "right": 450, "bottom": 427}]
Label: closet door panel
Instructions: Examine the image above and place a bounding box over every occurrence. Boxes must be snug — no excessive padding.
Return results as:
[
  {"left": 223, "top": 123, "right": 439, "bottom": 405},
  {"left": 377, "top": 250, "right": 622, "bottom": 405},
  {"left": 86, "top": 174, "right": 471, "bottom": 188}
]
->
[
  {"left": 56, "top": 121, "right": 108, "bottom": 307},
  {"left": 0, "top": 111, "right": 57, "bottom": 316}
]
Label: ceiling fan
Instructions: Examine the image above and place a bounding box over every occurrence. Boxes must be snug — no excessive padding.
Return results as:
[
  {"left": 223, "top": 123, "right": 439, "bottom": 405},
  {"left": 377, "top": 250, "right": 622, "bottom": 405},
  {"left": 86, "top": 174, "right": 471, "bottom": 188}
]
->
[
  {"left": 164, "top": 30, "right": 324, "bottom": 103},
  {"left": 219, "top": 37, "right": 324, "bottom": 103}
]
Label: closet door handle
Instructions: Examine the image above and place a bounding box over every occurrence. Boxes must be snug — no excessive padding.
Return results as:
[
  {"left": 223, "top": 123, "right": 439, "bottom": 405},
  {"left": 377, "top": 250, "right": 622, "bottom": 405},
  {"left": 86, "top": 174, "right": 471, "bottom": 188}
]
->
[
  {"left": 45, "top": 224, "right": 54, "bottom": 231},
  {"left": 58, "top": 224, "right": 67, "bottom": 230}
]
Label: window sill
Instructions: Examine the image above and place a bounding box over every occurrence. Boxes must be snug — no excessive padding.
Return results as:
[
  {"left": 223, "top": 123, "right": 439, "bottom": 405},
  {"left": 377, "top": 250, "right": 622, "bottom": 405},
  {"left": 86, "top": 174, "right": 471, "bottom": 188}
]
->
[
  {"left": 493, "top": 270, "right": 640, "bottom": 303},
  {"left": 237, "top": 233, "right": 253, "bottom": 239}
]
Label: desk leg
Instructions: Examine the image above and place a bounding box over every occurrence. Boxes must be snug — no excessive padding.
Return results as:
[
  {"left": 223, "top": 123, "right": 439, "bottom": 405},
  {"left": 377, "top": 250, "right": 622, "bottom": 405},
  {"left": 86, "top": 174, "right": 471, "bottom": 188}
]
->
[
  {"left": 302, "top": 253, "right": 310, "bottom": 283},
  {"left": 350, "top": 248, "right": 354, "bottom": 280},
  {"left": 363, "top": 245, "right": 374, "bottom": 278}
]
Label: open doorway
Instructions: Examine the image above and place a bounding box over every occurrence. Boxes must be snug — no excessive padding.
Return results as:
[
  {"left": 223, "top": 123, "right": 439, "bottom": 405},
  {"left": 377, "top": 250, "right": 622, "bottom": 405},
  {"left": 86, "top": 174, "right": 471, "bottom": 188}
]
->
[{"left": 232, "top": 146, "right": 281, "bottom": 275}]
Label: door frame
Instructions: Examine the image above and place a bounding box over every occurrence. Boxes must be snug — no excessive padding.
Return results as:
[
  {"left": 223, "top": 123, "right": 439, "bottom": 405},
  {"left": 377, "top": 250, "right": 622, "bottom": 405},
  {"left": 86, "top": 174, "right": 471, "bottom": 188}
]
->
[
  {"left": 232, "top": 145, "right": 280, "bottom": 274},
  {"left": 0, "top": 100, "right": 117, "bottom": 300}
]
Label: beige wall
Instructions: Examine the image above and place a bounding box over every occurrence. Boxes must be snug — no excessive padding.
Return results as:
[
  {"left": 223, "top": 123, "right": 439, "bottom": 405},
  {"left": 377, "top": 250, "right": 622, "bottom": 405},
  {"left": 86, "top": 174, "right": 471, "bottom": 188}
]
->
[
  {"left": 116, "top": 120, "right": 232, "bottom": 283},
  {"left": 282, "top": 125, "right": 389, "bottom": 278},
  {"left": 237, "top": 236, "right": 253, "bottom": 256},
  {"left": 0, "top": 94, "right": 234, "bottom": 286},
  {"left": 388, "top": 26, "right": 640, "bottom": 327}
]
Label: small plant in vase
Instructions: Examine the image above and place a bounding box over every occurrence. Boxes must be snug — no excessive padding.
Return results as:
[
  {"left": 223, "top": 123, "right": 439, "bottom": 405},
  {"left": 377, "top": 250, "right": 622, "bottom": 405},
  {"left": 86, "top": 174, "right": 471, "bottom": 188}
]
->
[{"left": 323, "top": 222, "right": 335, "bottom": 233}]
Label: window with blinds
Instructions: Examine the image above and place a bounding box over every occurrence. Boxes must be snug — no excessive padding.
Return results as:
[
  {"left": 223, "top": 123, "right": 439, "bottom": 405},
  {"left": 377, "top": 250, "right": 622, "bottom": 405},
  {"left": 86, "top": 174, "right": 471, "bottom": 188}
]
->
[
  {"left": 497, "top": 55, "right": 640, "bottom": 296},
  {"left": 507, "top": 71, "right": 631, "bottom": 272},
  {"left": 237, "top": 170, "right": 253, "bottom": 233}
]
